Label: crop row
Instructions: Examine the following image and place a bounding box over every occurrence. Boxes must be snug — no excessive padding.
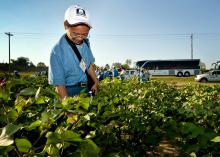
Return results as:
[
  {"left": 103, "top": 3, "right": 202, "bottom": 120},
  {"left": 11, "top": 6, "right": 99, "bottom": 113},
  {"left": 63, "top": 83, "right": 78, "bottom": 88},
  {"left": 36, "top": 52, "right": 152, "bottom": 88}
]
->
[{"left": 0, "top": 76, "right": 219, "bottom": 156}]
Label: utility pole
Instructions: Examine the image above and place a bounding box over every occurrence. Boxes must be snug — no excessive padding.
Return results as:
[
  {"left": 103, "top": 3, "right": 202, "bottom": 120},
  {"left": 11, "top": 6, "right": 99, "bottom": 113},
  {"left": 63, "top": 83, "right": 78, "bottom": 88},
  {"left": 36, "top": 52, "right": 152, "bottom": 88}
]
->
[
  {"left": 5, "top": 32, "right": 13, "bottom": 73},
  {"left": 191, "top": 33, "right": 193, "bottom": 59}
]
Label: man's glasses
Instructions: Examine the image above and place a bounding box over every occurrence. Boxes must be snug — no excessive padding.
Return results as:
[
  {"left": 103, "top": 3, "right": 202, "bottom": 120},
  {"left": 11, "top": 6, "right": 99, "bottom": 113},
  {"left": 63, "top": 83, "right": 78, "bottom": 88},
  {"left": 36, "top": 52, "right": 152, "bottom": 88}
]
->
[{"left": 71, "top": 32, "right": 89, "bottom": 39}]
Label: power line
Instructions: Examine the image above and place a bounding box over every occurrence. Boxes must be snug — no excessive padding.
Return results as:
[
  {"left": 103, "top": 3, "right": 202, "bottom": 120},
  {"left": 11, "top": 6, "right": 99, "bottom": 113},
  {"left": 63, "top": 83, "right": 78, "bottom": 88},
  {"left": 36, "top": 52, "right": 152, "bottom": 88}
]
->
[
  {"left": 1, "top": 31, "right": 220, "bottom": 44},
  {"left": 10, "top": 32, "right": 62, "bottom": 36},
  {"left": 1, "top": 32, "right": 220, "bottom": 37}
]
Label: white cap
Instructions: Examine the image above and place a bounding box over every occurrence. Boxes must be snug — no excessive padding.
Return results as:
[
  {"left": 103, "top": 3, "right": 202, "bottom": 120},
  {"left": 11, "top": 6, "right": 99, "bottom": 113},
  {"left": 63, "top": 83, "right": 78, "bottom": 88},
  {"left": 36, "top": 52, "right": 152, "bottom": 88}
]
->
[{"left": 64, "top": 5, "right": 92, "bottom": 28}]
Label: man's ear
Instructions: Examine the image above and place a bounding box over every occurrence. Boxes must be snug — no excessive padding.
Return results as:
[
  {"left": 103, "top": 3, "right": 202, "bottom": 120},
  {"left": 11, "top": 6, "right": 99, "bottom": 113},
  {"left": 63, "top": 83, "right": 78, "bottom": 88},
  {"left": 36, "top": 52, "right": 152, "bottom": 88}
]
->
[
  {"left": 64, "top": 23, "right": 67, "bottom": 30},
  {"left": 64, "top": 21, "right": 70, "bottom": 30}
]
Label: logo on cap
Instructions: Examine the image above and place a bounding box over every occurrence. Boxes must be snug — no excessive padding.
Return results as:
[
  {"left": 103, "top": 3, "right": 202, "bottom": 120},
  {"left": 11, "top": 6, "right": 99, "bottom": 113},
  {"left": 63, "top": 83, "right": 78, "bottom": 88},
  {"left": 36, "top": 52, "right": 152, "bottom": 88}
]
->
[{"left": 76, "top": 8, "right": 86, "bottom": 17}]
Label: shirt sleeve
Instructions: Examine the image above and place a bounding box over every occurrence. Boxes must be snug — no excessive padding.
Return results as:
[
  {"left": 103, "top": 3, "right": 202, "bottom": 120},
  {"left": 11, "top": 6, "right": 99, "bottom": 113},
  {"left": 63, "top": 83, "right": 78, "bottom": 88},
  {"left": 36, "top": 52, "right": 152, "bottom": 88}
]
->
[
  {"left": 86, "top": 39, "right": 95, "bottom": 65},
  {"left": 48, "top": 50, "right": 66, "bottom": 85},
  {"left": 89, "top": 52, "right": 95, "bottom": 65}
]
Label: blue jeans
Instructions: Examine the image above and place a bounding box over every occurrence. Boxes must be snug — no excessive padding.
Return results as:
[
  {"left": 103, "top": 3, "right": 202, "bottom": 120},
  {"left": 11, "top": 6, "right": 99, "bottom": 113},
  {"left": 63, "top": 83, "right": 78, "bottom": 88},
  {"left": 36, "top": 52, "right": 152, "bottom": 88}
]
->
[{"left": 66, "top": 86, "right": 88, "bottom": 96}]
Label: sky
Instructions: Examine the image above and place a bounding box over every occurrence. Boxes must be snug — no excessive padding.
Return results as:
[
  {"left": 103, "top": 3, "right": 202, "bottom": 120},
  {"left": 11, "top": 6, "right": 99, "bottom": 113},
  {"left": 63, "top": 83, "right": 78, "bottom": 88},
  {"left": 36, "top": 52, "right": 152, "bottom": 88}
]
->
[{"left": 0, "top": 0, "right": 220, "bottom": 69}]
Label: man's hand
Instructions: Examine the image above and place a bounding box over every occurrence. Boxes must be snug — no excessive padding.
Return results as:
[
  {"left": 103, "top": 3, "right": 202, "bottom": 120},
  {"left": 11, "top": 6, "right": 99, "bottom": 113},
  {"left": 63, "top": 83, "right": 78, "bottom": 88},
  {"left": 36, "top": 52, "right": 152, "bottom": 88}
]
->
[
  {"left": 88, "top": 64, "right": 99, "bottom": 95},
  {"left": 56, "top": 85, "right": 68, "bottom": 100},
  {"left": 91, "top": 81, "right": 99, "bottom": 95}
]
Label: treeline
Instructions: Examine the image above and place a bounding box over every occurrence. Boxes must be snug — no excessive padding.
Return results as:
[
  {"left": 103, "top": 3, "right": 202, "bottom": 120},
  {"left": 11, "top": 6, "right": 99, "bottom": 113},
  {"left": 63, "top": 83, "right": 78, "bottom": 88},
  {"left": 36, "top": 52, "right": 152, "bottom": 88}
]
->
[{"left": 0, "top": 57, "right": 48, "bottom": 72}]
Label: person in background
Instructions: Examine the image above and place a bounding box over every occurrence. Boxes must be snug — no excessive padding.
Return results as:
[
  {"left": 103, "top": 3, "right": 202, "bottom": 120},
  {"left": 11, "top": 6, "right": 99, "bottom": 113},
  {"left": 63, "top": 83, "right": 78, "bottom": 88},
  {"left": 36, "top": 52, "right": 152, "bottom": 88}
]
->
[
  {"left": 112, "top": 67, "right": 119, "bottom": 78},
  {"left": 13, "top": 70, "right": 20, "bottom": 79},
  {"left": 103, "top": 68, "right": 110, "bottom": 79},
  {"left": 49, "top": 5, "right": 98, "bottom": 99},
  {"left": 142, "top": 69, "right": 150, "bottom": 81},
  {"left": 98, "top": 68, "right": 104, "bottom": 81},
  {"left": 119, "top": 67, "right": 125, "bottom": 80},
  {"left": 0, "top": 77, "right": 6, "bottom": 89},
  {"left": 145, "top": 68, "right": 150, "bottom": 81},
  {"left": 139, "top": 69, "right": 143, "bottom": 81}
]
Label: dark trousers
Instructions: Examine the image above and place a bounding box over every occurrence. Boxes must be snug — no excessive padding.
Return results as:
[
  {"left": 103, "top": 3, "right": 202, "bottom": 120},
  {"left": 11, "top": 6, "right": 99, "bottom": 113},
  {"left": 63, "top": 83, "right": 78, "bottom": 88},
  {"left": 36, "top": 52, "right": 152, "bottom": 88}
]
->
[{"left": 66, "top": 86, "right": 88, "bottom": 96}]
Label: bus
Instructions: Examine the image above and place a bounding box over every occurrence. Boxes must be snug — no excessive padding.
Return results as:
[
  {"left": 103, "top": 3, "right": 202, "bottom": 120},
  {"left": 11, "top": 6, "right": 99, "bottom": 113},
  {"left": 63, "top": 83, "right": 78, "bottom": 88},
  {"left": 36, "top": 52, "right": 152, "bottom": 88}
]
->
[{"left": 136, "top": 59, "right": 200, "bottom": 77}]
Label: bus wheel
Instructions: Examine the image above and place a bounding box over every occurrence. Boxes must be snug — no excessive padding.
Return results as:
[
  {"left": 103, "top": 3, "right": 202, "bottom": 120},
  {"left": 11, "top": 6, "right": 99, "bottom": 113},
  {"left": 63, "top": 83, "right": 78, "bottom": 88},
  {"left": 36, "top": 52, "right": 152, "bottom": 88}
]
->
[
  {"left": 177, "top": 72, "right": 183, "bottom": 77},
  {"left": 184, "top": 72, "right": 190, "bottom": 77},
  {"left": 200, "top": 78, "right": 207, "bottom": 83}
]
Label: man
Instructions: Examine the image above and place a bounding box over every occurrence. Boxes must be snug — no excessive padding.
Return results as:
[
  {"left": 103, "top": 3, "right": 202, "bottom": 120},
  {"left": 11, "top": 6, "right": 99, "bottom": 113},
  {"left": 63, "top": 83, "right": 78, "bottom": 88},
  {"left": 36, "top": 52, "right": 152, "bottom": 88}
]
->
[
  {"left": 49, "top": 5, "right": 98, "bottom": 99},
  {"left": 112, "top": 67, "right": 119, "bottom": 78},
  {"left": 142, "top": 69, "right": 150, "bottom": 81}
]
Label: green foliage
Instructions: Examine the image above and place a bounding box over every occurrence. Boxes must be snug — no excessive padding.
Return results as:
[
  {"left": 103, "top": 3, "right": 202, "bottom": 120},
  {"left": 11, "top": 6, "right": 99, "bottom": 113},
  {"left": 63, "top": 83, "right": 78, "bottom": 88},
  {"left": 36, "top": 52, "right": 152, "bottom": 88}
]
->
[
  {"left": 0, "top": 76, "right": 219, "bottom": 156},
  {"left": 0, "top": 124, "right": 22, "bottom": 146},
  {"left": 211, "top": 136, "right": 220, "bottom": 142},
  {"left": 15, "top": 138, "right": 32, "bottom": 153}
]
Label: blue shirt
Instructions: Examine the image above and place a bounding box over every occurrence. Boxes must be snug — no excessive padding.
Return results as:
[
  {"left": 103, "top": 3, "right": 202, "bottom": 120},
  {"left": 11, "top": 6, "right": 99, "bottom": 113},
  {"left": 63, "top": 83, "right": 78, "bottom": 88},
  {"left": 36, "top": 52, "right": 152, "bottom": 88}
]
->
[
  {"left": 48, "top": 34, "right": 95, "bottom": 86},
  {"left": 113, "top": 69, "right": 119, "bottom": 77}
]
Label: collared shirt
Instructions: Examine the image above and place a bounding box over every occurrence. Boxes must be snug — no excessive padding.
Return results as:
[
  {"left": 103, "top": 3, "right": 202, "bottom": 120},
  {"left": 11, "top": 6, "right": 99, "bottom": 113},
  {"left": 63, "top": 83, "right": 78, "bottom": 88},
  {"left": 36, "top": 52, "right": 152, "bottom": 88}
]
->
[{"left": 48, "top": 34, "right": 95, "bottom": 86}]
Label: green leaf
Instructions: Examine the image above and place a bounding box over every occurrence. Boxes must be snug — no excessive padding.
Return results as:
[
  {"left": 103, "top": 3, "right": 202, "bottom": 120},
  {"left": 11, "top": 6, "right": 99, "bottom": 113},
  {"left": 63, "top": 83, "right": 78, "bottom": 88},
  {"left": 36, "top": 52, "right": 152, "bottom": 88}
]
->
[
  {"left": 41, "top": 112, "right": 49, "bottom": 124},
  {"left": 19, "top": 87, "right": 37, "bottom": 96},
  {"left": 102, "top": 111, "right": 112, "bottom": 118},
  {"left": 211, "top": 136, "right": 220, "bottom": 142},
  {"left": 27, "top": 120, "right": 42, "bottom": 131},
  {"left": 190, "top": 152, "right": 197, "bottom": 157},
  {"left": 214, "top": 106, "right": 220, "bottom": 115},
  {"left": 44, "top": 144, "right": 59, "bottom": 156},
  {"left": 0, "top": 124, "right": 22, "bottom": 146},
  {"left": 35, "top": 87, "right": 41, "bottom": 99},
  {"left": 62, "top": 130, "right": 83, "bottom": 142},
  {"left": 61, "top": 97, "right": 75, "bottom": 110},
  {"left": 35, "top": 96, "right": 46, "bottom": 104},
  {"left": 107, "top": 152, "right": 121, "bottom": 157},
  {"left": 78, "top": 97, "right": 90, "bottom": 110},
  {"left": 189, "top": 125, "right": 205, "bottom": 138},
  {"left": 46, "top": 132, "right": 61, "bottom": 144},
  {"left": 181, "top": 122, "right": 204, "bottom": 138},
  {"left": 15, "top": 96, "right": 26, "bottom": 113},
  {"left": 0, "top": 124, "right": 21, "bottom": 139},
  {"left": 85, "top": 131, "right": 96, "bottom": 139},
  {"left": 41, "top": 87, "right": 58, "bottom": 98},
  {"left": 15, "top": 138, "right": 32, "bottom": 153},
  {"left": 0, "top": 89, "right": 10, "bottom": 101},
  {"left": 78, "top": 139, "right": 100, "bottom": 157},
  {"left": 0, "top": 137, "right": 14, "bottom": 146},
  {"left": 7, "top": 109, "right": 18, "bottom": 122}
]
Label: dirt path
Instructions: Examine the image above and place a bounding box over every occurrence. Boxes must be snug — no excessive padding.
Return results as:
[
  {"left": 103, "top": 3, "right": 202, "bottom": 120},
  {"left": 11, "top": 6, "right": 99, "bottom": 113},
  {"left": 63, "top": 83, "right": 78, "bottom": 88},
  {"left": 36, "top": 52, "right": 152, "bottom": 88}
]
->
[{"left": 146, "top": 137, "right": 179, "bottom": 157}]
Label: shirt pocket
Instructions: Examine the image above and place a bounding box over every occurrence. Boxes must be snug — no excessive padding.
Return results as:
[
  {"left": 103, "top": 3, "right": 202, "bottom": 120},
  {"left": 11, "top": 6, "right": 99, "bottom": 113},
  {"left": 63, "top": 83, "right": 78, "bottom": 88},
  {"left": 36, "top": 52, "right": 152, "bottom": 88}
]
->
[{"left": 64, "top": 58, "right": 78, "bottom": 77}]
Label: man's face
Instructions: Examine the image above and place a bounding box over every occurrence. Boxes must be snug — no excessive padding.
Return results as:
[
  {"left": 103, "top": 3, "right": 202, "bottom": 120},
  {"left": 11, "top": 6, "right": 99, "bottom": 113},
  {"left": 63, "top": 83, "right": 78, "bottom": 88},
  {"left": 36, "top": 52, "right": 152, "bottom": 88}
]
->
[{"left": 66, "top": 25, "right": 90, "bottom": 45}]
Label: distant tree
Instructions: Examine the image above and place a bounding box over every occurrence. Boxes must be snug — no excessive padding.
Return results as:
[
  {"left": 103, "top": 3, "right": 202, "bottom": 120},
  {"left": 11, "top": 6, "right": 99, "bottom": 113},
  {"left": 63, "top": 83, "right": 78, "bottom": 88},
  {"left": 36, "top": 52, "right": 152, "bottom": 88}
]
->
[
  {"left": 29, "top": 61, "right": 35, "bottom": 68},
  {"left": 36, "top": 62, "right": 49, "bottom": 72},
  {"left": 0, "top": 63, "right": 8, "bottom": 72},
  {"left": 10, "top": 57, "right": 38, "bottom": 72},
  {"left": 123, "top": 59, "right": 132, "bottom": 69},
  {"left": 125, "top": 59, "right": 132, "bottom": 67},
  {"left": 10, "top": 57, "right": 31, "bottom": 71},
  {"left": 112, "top": 62, "right": 122, "bottom": 69},
  {"left": 12, "top": 57, "right": 30, "bottom": 67},
  {"left": 37, "top": 62, "right": 46, "bottom": 68},
  {"left": 121, "top": 64, "right": 129, "bottom": 70}
]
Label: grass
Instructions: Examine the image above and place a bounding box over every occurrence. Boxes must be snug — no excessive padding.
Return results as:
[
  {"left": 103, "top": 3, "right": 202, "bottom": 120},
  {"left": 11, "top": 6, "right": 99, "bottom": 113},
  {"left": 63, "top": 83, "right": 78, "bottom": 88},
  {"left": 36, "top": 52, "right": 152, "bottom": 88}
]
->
[
  {"left": 151, "top": 76, "right": 220, "bottom": 87},
  {"left": 1, "top": 72, "right": 220, "bottom": 87},
  {"left": 0, "top": 72, "right": 35, "bottom": 78}
]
